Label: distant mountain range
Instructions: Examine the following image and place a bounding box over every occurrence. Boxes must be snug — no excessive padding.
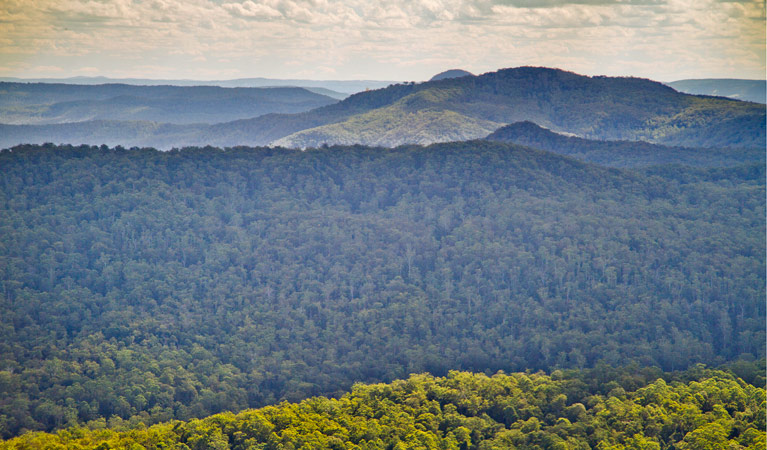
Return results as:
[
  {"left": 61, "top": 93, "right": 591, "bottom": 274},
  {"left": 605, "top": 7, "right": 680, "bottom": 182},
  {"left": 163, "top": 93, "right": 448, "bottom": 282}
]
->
[
  {"left": 666, "top": 79, "right": 765, "bottom": 104},
  {"left": 0, "top": 76, "right": 396, "bottom": 96},
  {"left": 0, "top": 83, "right": 338, "bottom": 125},
  {"left": 0, "top": 67, "right": 763, "bottom": 150}
]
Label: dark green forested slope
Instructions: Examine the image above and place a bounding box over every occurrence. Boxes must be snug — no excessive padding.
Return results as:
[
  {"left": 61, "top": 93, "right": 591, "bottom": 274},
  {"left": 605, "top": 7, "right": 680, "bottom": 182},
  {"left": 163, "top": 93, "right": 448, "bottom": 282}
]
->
[
  {"left": 273, "top": 67, "right": 765, "bottom": 148},
  {"left": 486, "top": 121, "right": 766, "bottom": 168},
  {"left": 1, "top": 366, "right": 764, "bottom": 449},
  {"left": 0, "top": 143, "right": 764, "bottom": 438}
]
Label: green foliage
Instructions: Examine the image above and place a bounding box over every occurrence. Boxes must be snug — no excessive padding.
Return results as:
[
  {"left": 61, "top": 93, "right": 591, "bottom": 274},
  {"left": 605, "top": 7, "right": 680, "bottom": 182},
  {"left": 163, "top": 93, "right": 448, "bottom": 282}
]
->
[
  {"left": 1, "top": 368, "right": 764, "bottom": 449},
  {"left": 274, "top": 107, "right": 500, "bottom": 148},
  {"left": 0, "top": 142, "right": 763, "bottom": 438}
]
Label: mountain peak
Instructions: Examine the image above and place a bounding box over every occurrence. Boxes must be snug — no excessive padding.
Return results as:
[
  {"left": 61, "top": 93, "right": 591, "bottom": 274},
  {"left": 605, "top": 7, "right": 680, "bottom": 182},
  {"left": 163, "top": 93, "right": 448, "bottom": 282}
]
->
[
  {"left": 487, "top": 121, "right": 554, "bottom": 139},
  {"left": 429, "top": 69, "right": 474, "bottom": 81},
  {"left": 486, "top": 120, "right": 581, "bottom": 141}
]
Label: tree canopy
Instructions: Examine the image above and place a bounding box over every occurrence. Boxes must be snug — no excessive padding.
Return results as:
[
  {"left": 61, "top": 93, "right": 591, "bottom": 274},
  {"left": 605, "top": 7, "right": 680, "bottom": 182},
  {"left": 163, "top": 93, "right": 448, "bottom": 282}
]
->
[
  {"left": 1, "top": 365, "right": 764, "bottom": 449},
  {"left": 0, "top": 142, "right": 763, "bottom": 438}
]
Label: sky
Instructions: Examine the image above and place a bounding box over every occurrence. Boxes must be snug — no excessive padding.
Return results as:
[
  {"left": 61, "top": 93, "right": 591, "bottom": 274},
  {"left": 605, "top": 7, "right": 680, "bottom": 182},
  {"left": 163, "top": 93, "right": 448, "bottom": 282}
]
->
[{"left": 0, "top": 0, "right": 764, "bottom": 82}]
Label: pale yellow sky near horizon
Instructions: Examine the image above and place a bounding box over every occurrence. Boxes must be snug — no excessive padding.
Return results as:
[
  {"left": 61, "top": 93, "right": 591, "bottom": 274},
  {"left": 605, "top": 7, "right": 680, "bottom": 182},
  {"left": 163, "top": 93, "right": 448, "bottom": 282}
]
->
[{"left": 0, "top": 0, "right": 764, "bottom": 82}]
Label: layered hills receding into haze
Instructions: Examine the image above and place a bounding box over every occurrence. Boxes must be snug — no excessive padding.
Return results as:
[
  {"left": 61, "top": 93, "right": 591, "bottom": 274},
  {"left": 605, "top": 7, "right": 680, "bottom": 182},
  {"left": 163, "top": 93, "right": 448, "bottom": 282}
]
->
[
  {"left": 0, "top": 76, "right": 394, "bottom": 96},
  {"left": 0, "top": 83, "right": 338, "bottom": 125},
  {"left": 0, "top": 62, "right": 765, "bottom": 447},
  {"left": 0, "top": 67, "right": 763, "bottom": 150},
  {"left": 2, "top": 0, "right": 766, "bottom": 441}
]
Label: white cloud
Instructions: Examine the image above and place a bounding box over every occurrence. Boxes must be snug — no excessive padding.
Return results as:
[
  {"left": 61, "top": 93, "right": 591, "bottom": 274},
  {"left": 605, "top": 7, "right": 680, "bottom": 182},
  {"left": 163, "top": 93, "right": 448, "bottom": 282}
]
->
[
  {"left": 0, "top": 0, "right": 763, "bottom": 81},
  {"left": 223, "top": 1, "right": 281, "bottom": 19}
]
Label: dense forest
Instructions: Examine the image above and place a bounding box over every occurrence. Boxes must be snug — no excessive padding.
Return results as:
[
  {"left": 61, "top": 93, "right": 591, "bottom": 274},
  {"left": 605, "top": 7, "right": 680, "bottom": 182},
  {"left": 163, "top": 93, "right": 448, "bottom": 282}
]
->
[
  {"left": 1, "top": 364, "right": 764, "bottom": 449},
  {"left": 0, "top": 142, "right": 763, "bottom": 438}
]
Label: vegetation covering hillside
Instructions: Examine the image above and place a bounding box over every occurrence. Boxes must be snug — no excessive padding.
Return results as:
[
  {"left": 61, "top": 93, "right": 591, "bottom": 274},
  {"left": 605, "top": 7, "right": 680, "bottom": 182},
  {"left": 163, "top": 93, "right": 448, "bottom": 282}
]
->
[
  {"left": 275, "top": 67, "right": 765, "bottom": 148},
  {"left": 0, "top": 142, "right": 763, "bottom": 438},
  {"left": 1, "top": 68, "right": 763, "bottom": 149},
  {"left": 0, "top": 83, "right": 337, "bottom": 125},
  {"left": 487, "top": 121, "right": 765, "bottom": 168},
  {"left": 1, "top": 365, "right": 764, "bottom": 449},
  {"left": 273, "top": 107, "right": 500, "bottom": 148}
]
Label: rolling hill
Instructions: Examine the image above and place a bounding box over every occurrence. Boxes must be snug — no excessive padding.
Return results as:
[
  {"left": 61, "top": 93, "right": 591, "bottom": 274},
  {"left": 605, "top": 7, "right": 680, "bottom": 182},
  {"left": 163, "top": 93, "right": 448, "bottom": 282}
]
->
[
  {"left": 0, "top": 83, "right": 338, "bottom": 125},
  {"left": 430, "top": 69, "right": 474, "bottom": 81},
  {"left": 487, "top": 121, "right": 766, "bottom": 168},
  {"left": 0, "top": 76, "right": 394, "bottom": 95},
  {"left": 272, "top": 67, "right": 765, "bottom": 149}
]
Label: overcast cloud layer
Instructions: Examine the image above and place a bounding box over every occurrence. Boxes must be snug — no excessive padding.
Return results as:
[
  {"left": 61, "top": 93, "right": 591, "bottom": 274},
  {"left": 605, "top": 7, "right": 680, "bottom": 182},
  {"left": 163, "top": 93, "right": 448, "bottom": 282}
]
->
[{"left": 0, "top": 0, "right": 764, "bottom": 81}]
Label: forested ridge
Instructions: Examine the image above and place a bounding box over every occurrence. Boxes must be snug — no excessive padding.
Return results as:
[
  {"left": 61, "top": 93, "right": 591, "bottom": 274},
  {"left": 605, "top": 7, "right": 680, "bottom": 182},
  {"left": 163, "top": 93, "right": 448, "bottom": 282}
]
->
[
  {"left": 0, "top": 142, "right": 764, "bottom": 439},
  {"left": 1, "top": 365, "right": 764, "bottom": 449},
  {"left": 485, "top": 121, "right": 765, "bottom": 168},
  {"left": 272, "top": 67, "right": 766, "bottom": 148}
]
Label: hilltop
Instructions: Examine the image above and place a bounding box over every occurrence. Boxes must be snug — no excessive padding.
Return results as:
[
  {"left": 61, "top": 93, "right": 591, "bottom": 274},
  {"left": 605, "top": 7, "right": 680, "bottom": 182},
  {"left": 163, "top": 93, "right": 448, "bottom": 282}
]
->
[
  {"left": 1, "top": 365, "right": 764, "bottom": 449},
  {"left": 429, "top": 69, "right": 474, "bottom": 81}
]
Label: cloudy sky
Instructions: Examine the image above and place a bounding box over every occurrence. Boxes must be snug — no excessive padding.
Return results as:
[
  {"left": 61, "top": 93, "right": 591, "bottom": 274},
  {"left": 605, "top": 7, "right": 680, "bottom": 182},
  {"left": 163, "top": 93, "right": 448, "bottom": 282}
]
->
[{"left": 0, "top": 0, "right": 764, "bottom": 82}]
